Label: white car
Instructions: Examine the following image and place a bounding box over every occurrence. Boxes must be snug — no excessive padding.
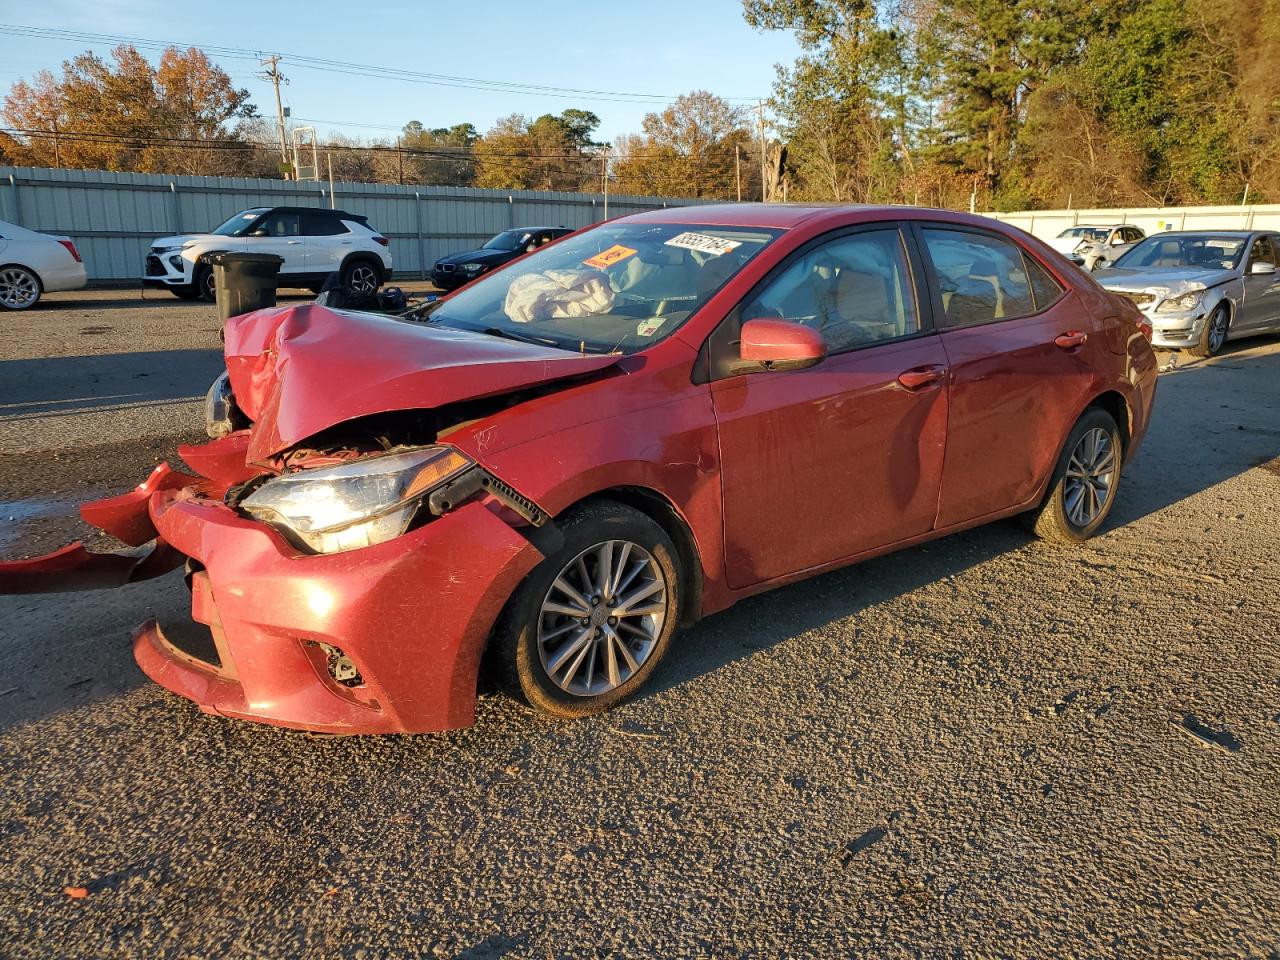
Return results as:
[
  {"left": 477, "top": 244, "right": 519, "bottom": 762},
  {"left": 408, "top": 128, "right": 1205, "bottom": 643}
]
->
[
  {"left": 0, "top": 218, "right": 88, "bottom": 311},
  {"left": 1047, "top": 224, "right": 1146, "bottom": 271},
  {"left": 142, "top": 206, "right": 393, "bottom": 301}
]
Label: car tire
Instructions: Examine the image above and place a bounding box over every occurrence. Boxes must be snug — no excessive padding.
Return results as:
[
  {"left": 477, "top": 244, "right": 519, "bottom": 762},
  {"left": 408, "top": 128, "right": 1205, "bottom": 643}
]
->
[
  {"left": 0, "top": 265, "right": 42, "bottom": 311},
  {"left": 1022, "top": 407, "right": 1124, "bottom": 545},
  {"left": 341, "top": 259, "right": 381, "bottom": 296},
  {"left": 170, "top": 285, "right": 201, "bottom": 300},
  {"left": 1188, "top": 302, "right": 1229, "bottom": 358},
  {"left": 490, "top": 500, "right": 683, "bottom": 719},
  {"left": 195, "top": 264, "right": 217, "bottom": 303}
]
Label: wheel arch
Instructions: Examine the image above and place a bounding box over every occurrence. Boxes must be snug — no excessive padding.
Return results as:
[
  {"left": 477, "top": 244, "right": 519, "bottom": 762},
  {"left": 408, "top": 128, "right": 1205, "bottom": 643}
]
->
[
  {"left": 556, "top": 485, "right": 705, "bottom": 628},
  {"left": 339, "top": 251, "right": 385, "bottom": 282},
  {"left": 0, "top": 261, "right": 44, "bottom": 290},
  {"left": 1085, "top": 389, "right": 1132, "bottom": 457}
]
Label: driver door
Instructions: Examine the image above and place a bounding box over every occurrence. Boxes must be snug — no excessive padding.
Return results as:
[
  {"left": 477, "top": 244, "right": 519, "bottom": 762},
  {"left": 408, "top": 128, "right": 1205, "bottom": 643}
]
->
[
  {"left": 710, "top": 225, "right": 948, "bottom": 588},
  {"left": 1241, "top": 234, "right": 1280, "bottom": 333},
  {"left": 246, "top": 211, "right": 306, "bottom": 275}
]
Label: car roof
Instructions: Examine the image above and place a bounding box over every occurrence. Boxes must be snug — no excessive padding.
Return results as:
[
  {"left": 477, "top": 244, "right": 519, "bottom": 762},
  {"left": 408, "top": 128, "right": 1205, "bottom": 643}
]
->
[
  {"left": 616, "top": 202, "right": 1023, "bottom": 233},
  {"left": 251, "top": 206, "right": 369, "bottom": 221},
  {"left": 1148, "top": 229, "right": 1257, "bottom": 235},
  {"left": 506, "top": 226, "right": 569, "bottom": 232},
  {"left": 1063, "top": 224, "right": 1130, "bottom": 229}
]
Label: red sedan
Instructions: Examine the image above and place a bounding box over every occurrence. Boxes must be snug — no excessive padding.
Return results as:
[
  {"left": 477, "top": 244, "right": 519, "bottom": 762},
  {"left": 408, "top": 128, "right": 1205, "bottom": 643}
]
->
[{"left": 1, "top": 205, "right": 1158, "bottom": 734}]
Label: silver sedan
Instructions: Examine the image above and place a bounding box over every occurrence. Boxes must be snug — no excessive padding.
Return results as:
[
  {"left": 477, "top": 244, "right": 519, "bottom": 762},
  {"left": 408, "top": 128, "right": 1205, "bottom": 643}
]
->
[{"left": 1096, "top": 230, "right": 1280, "bottom": 356}]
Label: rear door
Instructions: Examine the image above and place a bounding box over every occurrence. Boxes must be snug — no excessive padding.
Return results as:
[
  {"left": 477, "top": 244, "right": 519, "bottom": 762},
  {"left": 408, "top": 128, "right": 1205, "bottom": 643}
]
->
[
  {"left": 301, "top": 211, "right": 348, "bottom": 276},
  {"left": 1240, "top": 234, "right": 1280, "bottom": 333},
  {"left": 915, "top": 223, "right": 1099, "bottom": 528},
  {"left": 246, "top": 211, "right": 306, "bottom": 275},
  {"left": 711, "top": 223, "right": 949, "bottom": 587}
]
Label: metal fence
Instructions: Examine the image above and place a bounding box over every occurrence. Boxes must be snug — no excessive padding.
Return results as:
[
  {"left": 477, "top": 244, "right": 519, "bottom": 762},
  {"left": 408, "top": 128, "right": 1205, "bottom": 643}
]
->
[
  {"left": 0, "top": 166, "right": 700, "bottom": 284},
  {"left": 984, "top": 204, "right": 1280, "bottom": 242}
]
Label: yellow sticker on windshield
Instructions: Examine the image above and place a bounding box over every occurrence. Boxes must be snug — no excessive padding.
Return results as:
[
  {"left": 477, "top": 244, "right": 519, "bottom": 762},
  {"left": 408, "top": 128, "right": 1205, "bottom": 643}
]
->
[{"left": 584, "top": 244, "right": 637, "bottom": 270}]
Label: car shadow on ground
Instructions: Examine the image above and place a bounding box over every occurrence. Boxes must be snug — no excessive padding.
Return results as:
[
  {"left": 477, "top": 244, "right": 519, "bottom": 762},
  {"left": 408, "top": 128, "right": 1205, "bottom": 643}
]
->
[{"left": 0, "top": 350, "right": 226, "bottom": 420}]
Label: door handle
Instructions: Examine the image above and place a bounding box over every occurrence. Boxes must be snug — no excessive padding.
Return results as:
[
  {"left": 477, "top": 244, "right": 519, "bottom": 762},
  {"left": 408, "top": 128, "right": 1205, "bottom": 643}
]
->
[
  {"left": 339, "top": 239, "right": 352, "bottom": 244},
  {"left": 1054, "top": 330, "right": 1088, "bottom": 349},
  {"left": 286, "top": 240, "right": 302, "bottom": 244},
  {"left": 897, "top": 364, "right": 947, "bottom": 390}
]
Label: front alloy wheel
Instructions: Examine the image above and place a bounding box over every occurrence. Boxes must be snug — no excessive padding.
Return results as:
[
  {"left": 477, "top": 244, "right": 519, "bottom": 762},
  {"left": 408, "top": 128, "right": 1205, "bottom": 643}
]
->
[
  {"left": 491, "top": 500, "right": 682, "bottom": 718},
  {"left": 1190, "top": 303, "right": 1229, "bottom": 358},
  {"left": 537, "top": 540, "right": 666, "bottom": 697},
  {"left": 0, "top": 266, "right": 41, "bottom": 310}
]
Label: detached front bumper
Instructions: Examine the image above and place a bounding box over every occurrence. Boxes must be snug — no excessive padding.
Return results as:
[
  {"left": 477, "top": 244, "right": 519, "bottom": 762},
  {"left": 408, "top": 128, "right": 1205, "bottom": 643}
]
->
[
  {"left": 136, "top": 490, "right": 542, "bottom": 734},
  {"left": 1146, "top": 310, "right": 1205, "bottom": 350}
]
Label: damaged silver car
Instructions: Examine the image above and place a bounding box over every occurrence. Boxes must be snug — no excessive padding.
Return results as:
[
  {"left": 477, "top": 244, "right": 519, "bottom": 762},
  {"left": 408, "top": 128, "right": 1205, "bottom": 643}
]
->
[{"left": 1096, "top": 230, "right": 1280, "bottom": 356}]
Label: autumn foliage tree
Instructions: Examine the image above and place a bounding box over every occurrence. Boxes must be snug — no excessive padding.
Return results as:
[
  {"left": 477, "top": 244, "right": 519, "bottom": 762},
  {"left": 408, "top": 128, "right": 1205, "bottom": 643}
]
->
[{"left": 3, "top": 44, "right": 255, "bottom": 175}]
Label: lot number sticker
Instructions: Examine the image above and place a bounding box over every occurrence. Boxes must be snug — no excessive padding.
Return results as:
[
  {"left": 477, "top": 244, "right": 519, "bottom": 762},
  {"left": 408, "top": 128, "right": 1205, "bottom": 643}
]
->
[
  {"left": 664, "top": 232, "right": 742, "bottom": 256},
  {"left": 584, "top": 244, "right": 638, "bottom": 269}
]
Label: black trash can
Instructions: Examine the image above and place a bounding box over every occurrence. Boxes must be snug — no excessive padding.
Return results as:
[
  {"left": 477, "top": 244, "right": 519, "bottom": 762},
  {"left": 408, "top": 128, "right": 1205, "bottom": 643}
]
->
[{"left": 210, "top": 252, "right": 285, "bottom": 322}]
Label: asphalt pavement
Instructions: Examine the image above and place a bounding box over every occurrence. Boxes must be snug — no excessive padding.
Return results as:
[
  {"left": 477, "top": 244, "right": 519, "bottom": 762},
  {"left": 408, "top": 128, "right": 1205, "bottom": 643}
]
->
[{"left": 0, "top": 292, "right": 1277, "bottom": 959}]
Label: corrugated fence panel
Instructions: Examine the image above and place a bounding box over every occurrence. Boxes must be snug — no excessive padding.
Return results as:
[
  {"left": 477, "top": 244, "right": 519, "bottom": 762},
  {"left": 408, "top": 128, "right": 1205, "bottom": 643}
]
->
[
  {"left": 0, "top": 166, "right": 700, "bottom": 283},
  {"left": 985, "top": 204, "right": 1280, "bottom": 241}
]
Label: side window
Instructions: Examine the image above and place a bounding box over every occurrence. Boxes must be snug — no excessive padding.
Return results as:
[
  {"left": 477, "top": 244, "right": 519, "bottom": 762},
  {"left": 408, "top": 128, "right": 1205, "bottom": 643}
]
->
[
  {"left": 1126, "top": 227, "right": 1144, "bottom": 243},
  {"left": 256, "top": 212, "right": 300, "bottom": 237},
  {"left": 1024, "top": 254, "right": 1064, "bottom": 310},
  {"left": 301, "top": 212, "right": 347, "bottom": 236},
  {"left": 1249, "top": 235, "right": 1274, "bottom": 265},
  {"left": 741, "top": 228, "right": 919, "bottom": 353},
  {"left": 921, "top": 228, "right": 1036, "bottom": 327}
]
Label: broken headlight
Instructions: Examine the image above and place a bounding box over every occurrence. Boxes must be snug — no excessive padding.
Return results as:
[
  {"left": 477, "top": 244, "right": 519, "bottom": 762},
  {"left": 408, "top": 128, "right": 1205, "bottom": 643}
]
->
[
  {"left": 241, "top": 447, "right": 473, "bottom": 554},
  {"left": 1156, "top": 289, "right": 1204, "bottom": 313}
]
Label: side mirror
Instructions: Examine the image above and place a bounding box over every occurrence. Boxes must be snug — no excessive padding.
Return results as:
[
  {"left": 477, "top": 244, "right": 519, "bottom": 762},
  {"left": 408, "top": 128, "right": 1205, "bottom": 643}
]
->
[
  {"left": 250, "top": 228, "right": 269, "bottom": 238},
  {"left": 734, "top": 318, "right": 827, "bottom": 373},
  {"left": 1250, "top": 260, "right": 1276, "bottom": 275}
]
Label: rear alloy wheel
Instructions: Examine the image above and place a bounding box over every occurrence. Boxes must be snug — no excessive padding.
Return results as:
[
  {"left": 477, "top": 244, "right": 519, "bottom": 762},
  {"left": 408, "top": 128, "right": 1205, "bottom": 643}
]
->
[
  {"left": 1189, "top": 302, "right": 1229, "bottom": 358},
  {"left": 342, "top": 260, "right": 380, "bottom": 295},
  {"left": 1023, "top": 407, "right": 1123, "bottom": 544},
  {"left": 0, "top": 265, "right": 41, "bottom": 310},
  {"left": 491, "top": 501, "right": 682, "bottom": 718}
]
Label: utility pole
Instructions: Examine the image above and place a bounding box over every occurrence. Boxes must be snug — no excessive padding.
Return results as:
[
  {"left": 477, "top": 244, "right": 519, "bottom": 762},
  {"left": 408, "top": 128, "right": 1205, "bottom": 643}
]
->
[
  {"left": 602, "top": 149, "right": 609, "bottom": 221},
  {"left": 735, "top": 143, "right": 741, "bottom": 202},
  {"left": 260, "top": 55, "right": 289, "bottom": 169},
  {"left": 396, "top": 136, "right": 404, "bottom": 185},
  {"left": 757, "top": 101, "right": 768, "bottom": 202},
  {"left": 50, "top": 118, "right": 61, "bottom": 169}
]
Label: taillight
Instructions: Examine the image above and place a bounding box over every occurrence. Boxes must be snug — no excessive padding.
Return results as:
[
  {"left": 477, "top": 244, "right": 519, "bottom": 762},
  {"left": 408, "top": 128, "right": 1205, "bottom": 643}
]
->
[
  {"left": 58, "top": 239, "right": 82, "bottom": 263},
  {"left": 1137, "top": 319, "right": 1153, "bottom": 342},
  {"left": 373, "top": 236, "right": 389, "bottom": 247}
]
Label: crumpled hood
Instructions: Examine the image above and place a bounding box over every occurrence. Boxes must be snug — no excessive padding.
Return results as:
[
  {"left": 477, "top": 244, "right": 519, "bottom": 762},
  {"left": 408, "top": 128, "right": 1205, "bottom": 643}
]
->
[
  {"left": 223, "top": 303, "right": 620, "bottom": 464},
  {"left": 1096, "top": 265, "right": 1236, "bottom": 294},
  {"left": 1047, "top": 236, "right": 1095, "bottom": 256}
]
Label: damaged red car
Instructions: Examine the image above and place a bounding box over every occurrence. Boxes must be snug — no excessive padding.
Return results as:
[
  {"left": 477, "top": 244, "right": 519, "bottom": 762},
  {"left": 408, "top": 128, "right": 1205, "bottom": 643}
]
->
[{"left": 0, "top": 205, "right": 1158, "bottom": 734}]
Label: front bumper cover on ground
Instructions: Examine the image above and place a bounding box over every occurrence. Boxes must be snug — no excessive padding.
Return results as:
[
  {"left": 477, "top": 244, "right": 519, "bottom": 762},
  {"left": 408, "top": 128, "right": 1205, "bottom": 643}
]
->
[{"left": 0, "top": 437, "right": 546, "bottom": 733}]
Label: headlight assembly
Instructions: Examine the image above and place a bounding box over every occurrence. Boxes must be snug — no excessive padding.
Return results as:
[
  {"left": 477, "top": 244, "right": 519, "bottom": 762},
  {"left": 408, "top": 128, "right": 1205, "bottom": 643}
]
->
[
  {"left": 240, "top": 446, "right": 474, "bottom": 554},
  {"left": 1156, "top": 290, "right": 1204, "bottom": 313},
  {"left": 461, "top": 263, "right": 485, "bottom": 272}
]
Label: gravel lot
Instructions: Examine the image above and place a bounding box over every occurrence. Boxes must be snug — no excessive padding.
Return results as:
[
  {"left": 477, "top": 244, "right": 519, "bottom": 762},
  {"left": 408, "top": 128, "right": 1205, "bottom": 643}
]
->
[{"left": 0, "top": 291, "right": 1277, "bottom": 959}]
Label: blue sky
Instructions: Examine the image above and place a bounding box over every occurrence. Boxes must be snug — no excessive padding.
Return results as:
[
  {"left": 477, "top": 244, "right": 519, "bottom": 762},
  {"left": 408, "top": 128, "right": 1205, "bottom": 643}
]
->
[{"left": 0, "top": 0, "right": 802, "bottom": 144}]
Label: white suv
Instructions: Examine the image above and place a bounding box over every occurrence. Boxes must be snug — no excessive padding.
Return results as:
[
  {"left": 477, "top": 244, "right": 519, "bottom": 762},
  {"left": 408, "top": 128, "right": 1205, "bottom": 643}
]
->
[{"left": 142, "top": 206, "right": 393, "bottom": 301}]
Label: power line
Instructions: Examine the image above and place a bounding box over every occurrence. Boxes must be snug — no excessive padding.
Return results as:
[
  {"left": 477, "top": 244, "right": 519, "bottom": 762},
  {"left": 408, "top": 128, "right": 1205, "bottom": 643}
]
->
[{"left": 0, "top": 24, "right": 765, "bottom": 105}]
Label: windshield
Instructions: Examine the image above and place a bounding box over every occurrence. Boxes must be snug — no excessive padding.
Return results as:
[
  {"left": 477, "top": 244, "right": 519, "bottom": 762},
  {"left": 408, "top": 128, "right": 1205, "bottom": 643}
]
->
[
  {"left": 483, "top": 230, "right": 533, "bottom": 251},
  {"left": 211, "top": 209, "right": 267, "bottom": 237},
  {"left": 428, "top": 222, "right": 781, "bottom": 354},
  {"left": 1114, "top": 234, "right": 1247, "bottom": 270},
  {"left": 1058, "top": 227, "right": 1108, "bottom": 242}
]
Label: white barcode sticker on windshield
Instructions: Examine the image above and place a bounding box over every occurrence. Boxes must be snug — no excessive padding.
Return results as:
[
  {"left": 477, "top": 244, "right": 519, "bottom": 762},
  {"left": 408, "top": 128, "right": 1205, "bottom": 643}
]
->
[
  {"left": 1204, "top": 239, "right": 1238, "bottom": 249},
  {"left": 665, "top": 232, "right": 742, "bottom": 256}
]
